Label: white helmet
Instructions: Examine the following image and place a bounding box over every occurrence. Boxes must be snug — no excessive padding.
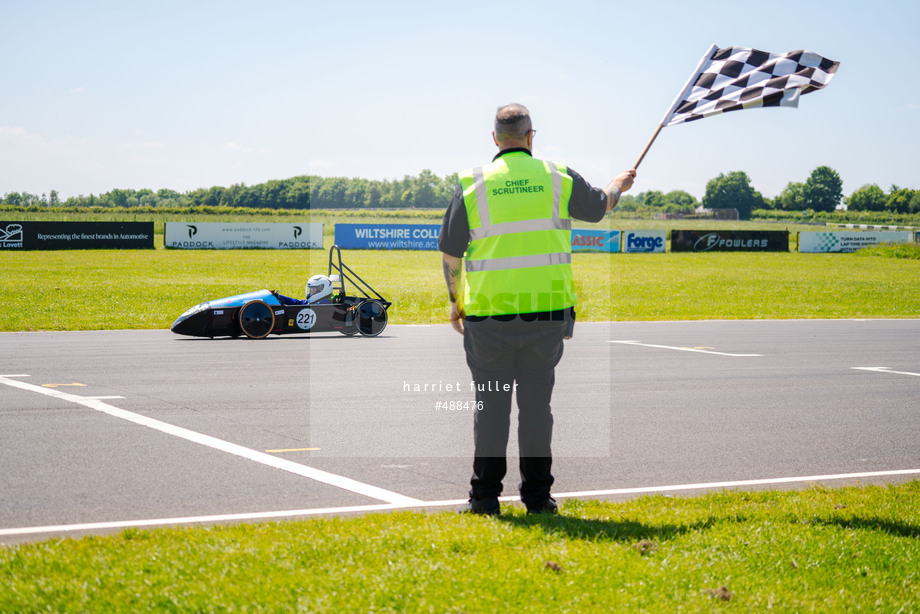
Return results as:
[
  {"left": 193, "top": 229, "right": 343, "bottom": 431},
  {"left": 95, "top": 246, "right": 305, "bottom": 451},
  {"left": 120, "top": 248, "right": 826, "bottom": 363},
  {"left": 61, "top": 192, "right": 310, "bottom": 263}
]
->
[{"left": 306, "top": 274, "right": 332, "bottom": 303}]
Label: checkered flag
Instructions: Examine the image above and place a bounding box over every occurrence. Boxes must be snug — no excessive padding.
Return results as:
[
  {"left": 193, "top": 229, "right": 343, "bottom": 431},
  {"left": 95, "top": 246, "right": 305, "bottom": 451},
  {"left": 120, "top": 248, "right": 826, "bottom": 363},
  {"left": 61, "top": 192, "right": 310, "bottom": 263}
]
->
[
  {"left": 633, "top": 44, "right": 839, "bottom": 168},
  {"left": 662, "top": 45, "right": 840, "bottom": 126}
]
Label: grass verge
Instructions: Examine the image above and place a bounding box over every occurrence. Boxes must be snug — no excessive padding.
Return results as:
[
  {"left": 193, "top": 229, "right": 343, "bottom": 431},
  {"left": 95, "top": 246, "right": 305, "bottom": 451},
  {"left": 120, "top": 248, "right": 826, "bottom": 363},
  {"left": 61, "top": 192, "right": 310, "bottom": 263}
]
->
[
  {"left": 2, "top": 482, "right": 918, "bottom": 612},
  {"left": 2, "top": 247, "right": 919, "bottom": 331}
]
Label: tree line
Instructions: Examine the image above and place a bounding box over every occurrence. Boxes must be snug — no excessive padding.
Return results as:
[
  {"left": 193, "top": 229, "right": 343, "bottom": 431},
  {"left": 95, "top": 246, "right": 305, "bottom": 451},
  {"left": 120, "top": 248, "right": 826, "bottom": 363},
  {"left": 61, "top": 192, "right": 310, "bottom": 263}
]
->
[
  {"left": 2, "top": 166, "right": 918, "bottom": 220},
  {"left": 620, "top": 166, "right": 919, "bottom": 220},
  {"left": 0, "top": 171, "right": 458, "bottom": 211}
]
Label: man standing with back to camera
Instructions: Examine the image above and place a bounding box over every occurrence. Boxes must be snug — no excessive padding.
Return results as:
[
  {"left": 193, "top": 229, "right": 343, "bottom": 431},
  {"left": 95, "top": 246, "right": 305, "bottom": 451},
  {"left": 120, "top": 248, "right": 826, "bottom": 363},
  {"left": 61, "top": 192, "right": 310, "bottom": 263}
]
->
[{"left": 439, "top": 103, "right": 636, "bottom": 515}]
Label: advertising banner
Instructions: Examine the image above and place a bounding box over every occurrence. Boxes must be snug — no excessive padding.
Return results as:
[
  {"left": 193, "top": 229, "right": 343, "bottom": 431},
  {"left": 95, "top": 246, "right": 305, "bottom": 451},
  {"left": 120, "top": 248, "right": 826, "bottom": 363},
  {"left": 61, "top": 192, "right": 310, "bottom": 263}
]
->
[
  {"left": 622, "top": 230, "right": 667, "bottom": 253},
  {"left": 334, "top": 224, "right": 440, "bottom": 250},
  {"left": 571, "top": 229, "right": 620, "bottom": 253},
  {"left": 671, "top": 230, "right": 788, "bottom": 252},
  {"left": 164, "top": 222, "right": 322, "bottom": 249},
  {"left": 0, "top": 221, "right": 153, "bottom": 250},
  {"left": 798, "top": 231, "right": 914, "bottom": 253}
]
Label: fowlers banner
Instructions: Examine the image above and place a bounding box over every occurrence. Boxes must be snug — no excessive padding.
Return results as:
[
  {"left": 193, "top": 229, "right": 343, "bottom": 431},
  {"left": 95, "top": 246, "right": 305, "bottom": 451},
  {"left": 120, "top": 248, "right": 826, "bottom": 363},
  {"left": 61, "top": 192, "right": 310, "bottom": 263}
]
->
[{"left": 671, "top": 230, "right": 788, "bottom": 252}]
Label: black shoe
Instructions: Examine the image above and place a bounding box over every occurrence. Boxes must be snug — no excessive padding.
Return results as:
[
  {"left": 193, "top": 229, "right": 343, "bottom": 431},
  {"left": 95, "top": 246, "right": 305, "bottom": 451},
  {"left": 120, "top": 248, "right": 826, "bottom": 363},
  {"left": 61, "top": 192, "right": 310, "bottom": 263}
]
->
[
  {"left": 459, "top": 497, "right": 501, "bottom": 516},
  {"left": 526, "top": 496, "right": 558, "bottom": 515}
]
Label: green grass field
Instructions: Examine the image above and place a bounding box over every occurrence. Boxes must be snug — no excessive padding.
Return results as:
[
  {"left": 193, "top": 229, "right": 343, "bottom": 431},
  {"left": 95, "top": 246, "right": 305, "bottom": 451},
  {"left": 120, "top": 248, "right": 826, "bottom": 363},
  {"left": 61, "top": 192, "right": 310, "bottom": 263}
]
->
[
  {"left": 2, "top": 483, "right": 918, "bottom": 612},
  {"left": 2, "top": 244, "right": 919, "bottom": 331}
]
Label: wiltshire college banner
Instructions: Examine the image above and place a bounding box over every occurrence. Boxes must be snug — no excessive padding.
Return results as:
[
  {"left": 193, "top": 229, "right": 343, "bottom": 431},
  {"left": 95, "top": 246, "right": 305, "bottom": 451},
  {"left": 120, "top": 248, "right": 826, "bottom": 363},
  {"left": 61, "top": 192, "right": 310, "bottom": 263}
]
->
[
  {"left": 671, "top": 230, "right": 788, "bottom": 252},
  {"left": 334, "top": 224, "right": 440, "bottom": 250},
  {"left": 798, "top": 231, "right": 914, "bottom": 253},
  {"left": 0, "top": 221, "right": 154, "bottom": 250},
  {"left": 334, "top": 224, "right": 626, "bottom": 252},
  {"left": 164, "top": 222, "right": 322, "bottom": 249}
]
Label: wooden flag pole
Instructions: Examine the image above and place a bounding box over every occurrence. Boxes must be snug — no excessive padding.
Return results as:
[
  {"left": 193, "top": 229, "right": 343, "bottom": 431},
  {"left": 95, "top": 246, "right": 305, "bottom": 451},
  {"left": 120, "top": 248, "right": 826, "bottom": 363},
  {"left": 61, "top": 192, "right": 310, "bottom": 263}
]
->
[{"left": 632, "top": 123, "right": 663, "bottom": 170}]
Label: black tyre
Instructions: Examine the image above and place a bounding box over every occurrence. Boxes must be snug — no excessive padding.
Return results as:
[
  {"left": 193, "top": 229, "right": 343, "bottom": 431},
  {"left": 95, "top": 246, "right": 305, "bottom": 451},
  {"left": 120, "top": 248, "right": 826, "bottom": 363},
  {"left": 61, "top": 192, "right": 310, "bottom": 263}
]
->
[
  {"left": 239, "top": 300, "right": 275, "bottom": 339},
  {"left": 357, "top": 299, "right": 387, "bottom": 337}
]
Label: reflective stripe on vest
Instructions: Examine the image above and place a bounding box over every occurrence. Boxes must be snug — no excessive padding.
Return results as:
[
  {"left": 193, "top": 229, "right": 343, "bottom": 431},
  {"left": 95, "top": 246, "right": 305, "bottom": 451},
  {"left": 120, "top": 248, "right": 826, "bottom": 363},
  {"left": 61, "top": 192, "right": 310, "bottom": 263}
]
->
[{"left": 464, "top": 251, "right": 571, "bottom": 273}]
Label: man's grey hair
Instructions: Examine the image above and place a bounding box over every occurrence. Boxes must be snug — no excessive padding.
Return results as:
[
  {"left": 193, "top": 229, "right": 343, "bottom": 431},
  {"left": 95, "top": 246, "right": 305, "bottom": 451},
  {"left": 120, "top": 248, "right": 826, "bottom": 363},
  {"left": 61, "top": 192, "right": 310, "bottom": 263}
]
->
[{"left": 494, "top": 103, "right": 532, "bottom": 142}]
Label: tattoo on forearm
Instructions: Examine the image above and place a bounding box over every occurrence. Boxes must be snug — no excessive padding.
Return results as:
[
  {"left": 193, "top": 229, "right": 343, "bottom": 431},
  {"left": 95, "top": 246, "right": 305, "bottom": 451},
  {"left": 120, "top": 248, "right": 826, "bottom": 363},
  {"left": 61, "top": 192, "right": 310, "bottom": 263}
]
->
[{"left": 442, "top": 258, "right": 461, "bottom": 302}]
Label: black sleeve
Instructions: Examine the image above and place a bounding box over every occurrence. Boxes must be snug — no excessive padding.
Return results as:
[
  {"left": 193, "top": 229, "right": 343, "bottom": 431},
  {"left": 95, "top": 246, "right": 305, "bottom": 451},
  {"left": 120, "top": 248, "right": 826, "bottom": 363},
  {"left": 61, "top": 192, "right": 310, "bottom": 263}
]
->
[
  {"left": 437, "top": 183, "right": 470, "bottom": 258},
  {"left": 566, "top": 167, "right": 608, "bottom": 223}
]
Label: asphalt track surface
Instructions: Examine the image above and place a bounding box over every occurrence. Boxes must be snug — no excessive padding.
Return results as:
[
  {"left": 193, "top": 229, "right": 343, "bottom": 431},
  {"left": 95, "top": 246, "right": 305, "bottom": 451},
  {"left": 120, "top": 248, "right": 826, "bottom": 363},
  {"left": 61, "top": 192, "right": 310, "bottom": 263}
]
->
[{"left": 2, "top": 319, "right": 919, "bottom": 543}]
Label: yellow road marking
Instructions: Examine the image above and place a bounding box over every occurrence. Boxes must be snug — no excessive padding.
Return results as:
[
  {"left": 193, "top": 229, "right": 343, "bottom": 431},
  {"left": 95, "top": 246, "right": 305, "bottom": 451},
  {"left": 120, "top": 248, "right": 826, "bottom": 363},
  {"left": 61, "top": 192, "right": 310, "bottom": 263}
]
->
[
  {"left": 42, "top": 383, "right": 87, "bottom": 388},
  {"left": 266, "top": 447, "right": 321, "bottom": 453}
]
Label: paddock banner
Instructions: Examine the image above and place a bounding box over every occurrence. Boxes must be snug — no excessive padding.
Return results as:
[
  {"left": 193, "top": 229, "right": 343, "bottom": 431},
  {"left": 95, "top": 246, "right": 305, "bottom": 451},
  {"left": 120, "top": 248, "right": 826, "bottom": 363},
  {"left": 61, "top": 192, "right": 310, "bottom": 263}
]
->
[
  {"left": 334, "top": 224, "right": 440, "bottom": 250},
  {"left": 571, "top": 229, "right": 621, "bottom": 253},
  {"left": 164, "top": 222, "right": 322, "bottom": 249},
  {"left": 0, "top": 221, "right": 154, "bottom": 250},
  {"left": 671, "top": 230, "right": 788, "bottom": 252},
  {"left": 798, "top": 231, "right": 914, "bottom": 253},
  {"left": 622, "top": 230, "right": 667, "bottom": 253}
]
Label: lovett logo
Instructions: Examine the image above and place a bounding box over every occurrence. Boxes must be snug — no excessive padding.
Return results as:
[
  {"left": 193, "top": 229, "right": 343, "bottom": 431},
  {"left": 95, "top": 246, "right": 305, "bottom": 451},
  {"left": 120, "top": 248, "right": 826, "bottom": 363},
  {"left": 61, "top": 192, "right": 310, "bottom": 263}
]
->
[{"left": 0, "top": 224, "right": 24, "bottom": 247}]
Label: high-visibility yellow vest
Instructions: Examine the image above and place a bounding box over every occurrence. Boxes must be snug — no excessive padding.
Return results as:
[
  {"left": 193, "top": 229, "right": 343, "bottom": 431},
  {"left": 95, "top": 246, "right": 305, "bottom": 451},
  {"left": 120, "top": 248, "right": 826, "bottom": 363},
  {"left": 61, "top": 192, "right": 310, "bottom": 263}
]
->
[{"left": 459, "top": 151, "right": 576, "bottom": 316}]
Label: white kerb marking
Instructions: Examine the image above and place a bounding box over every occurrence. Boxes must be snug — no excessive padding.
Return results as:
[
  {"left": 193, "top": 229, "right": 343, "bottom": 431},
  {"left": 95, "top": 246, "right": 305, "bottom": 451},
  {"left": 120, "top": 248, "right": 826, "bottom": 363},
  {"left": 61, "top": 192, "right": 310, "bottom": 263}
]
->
[
  {"left": 853, "top": 367, "right": 920, "bottom": 378},
  {"left": 610, "top": 340, "right": 762, "bottom": 357},
  {"left": 3, "top": 468, "right": 919, "bottom": 540},
  {"left": 0, "top": 375, "right": 421, "bottom": 506}
]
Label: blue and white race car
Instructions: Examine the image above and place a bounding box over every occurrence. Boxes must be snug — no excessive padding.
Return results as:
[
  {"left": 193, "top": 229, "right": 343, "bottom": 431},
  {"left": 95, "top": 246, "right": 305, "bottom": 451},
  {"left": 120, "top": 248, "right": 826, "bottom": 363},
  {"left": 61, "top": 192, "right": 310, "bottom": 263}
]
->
[{"left": 171, "top": 246, "right": 390, "bottom": 339}]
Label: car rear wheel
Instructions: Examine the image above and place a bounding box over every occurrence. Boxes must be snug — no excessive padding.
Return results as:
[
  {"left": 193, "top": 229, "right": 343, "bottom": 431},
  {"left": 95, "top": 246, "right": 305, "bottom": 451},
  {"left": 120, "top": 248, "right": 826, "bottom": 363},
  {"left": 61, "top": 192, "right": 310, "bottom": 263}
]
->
[
  {"left": 239, "top": 300, "right": 275, "bottom": 339},
  {"left": 356, "top": 299, "right": 387, "bottom": 337}
]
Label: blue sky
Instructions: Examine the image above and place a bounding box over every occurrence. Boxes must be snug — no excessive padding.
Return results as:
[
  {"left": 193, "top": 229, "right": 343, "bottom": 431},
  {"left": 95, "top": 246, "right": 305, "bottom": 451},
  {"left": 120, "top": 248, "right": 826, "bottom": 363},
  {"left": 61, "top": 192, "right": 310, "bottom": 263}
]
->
[{"left": 1, "top": 0, "right": 917, "bottom": 201}]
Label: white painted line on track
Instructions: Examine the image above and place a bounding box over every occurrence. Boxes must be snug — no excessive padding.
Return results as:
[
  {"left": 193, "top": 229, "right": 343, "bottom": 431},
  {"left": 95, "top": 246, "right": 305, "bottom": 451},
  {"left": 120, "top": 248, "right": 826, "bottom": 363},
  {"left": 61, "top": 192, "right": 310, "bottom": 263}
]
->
[
  {"left": 853, "top": 367, "right": 920, "bottom": 378},
  {"left": 552, "top": 468, "right": 920, "bottom": 499},
  {"left": 3, "top": 468, "right": 918, "bottom": 540},
  {"left": 610, "top": 340, "right": 763, "bottom": 357},
  {"left": 0, "top": 504, "right": 409, "bottom": 539},
  {"left": 0, "top": 375, "right": 421, "bottom": 507}
]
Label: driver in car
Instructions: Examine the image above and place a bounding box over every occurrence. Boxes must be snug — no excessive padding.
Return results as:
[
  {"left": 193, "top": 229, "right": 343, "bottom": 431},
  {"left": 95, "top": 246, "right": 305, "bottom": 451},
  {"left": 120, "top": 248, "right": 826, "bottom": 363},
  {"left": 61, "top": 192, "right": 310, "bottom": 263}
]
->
[{"left": 272, "top": 275, "right": 335, "bottom": 306}]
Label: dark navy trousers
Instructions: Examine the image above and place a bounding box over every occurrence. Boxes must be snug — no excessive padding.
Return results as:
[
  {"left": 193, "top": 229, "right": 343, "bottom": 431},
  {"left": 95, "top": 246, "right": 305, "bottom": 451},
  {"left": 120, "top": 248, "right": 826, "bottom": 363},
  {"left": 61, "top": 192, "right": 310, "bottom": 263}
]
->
[{"left": 463, "top": 315, "right": 567, "bottom": 508}]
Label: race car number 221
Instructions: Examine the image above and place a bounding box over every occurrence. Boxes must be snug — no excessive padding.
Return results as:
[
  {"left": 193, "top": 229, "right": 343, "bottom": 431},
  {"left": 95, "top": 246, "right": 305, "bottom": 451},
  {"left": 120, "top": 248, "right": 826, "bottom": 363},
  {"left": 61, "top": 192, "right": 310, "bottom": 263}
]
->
[{"left": 296, "top": 308, "right": 317, "bottom": 330}]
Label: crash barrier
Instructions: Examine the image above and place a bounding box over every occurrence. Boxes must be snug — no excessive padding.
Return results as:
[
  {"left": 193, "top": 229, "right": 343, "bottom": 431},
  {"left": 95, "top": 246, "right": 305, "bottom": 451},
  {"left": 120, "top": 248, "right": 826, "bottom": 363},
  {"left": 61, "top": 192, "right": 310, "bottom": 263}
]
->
[
  {"left": 334, "top": 223, "right": 441, "bottom": 250},
  {"left": 671, "top": 230, "right": 789, "bottom": 252},
  {"left": 0, "top": 221, "right": 154, "bottom": 250},
  {"left": 571, "top": 229, "right": 620, "bottom": 252},
  {"left": 622, "top": 230, "right": 667, "bottom": 253},
  {"left": 164, "top": 222, "right": 322, "bottom": 249},
  {"left": 798, "top": 231, "right": 915, "bottom": 253}
]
